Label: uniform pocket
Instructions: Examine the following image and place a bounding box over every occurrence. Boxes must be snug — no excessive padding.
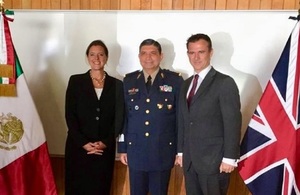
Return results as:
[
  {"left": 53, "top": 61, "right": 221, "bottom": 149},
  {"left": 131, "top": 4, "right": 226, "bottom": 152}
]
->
[
  {"left": 159, "top": 132, "right": 176, "bottom": 159},
  {"left": 126, "top": 133, "right": 137, "bottom": 147}
]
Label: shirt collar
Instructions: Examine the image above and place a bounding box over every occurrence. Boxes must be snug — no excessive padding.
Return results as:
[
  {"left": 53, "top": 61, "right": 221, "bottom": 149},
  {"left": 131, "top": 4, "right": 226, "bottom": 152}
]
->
[
  {"left": 143, "top": 68, "right": 160, "bottom": 83},
  {"left": 195, "top": 65, "right": 212, "bottom": 79}
]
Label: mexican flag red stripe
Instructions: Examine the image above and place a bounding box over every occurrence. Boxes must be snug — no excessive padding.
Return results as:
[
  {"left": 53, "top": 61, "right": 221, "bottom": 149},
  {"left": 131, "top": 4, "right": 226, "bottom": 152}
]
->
[{"left": 0, "top": 10, "right": 57, "bottom": 195}]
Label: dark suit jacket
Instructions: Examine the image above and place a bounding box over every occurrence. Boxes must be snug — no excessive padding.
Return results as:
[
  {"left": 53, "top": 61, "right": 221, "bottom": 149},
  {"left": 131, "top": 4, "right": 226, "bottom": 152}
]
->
[
  {"left": 118, "top": 68, "right": 183, "bottom": 171},
  {"left": 65, "top": 71, "right": 124, "bottom": 148},
  {"left": 177, "top": 67, "right": 241, "bottom": 174}
]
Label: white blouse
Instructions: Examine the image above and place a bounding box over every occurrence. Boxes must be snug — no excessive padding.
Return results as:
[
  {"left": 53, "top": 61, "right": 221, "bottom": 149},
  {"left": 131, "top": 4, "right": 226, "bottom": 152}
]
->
[{"left": 94, "top": 88, "right": 103, "bottom": 100}]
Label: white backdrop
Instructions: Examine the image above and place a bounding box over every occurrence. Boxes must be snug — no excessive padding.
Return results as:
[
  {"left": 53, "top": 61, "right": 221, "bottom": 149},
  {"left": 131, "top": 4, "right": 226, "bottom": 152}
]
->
[{"left": 9, "top": 10, "right": 296, "bottom": 155}]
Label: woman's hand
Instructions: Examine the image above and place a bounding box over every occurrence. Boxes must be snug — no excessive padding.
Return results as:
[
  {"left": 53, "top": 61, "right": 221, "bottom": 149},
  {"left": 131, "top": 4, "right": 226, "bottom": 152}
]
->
[
  {"left": 94, "top": 141, "right": 107, "bottom": 150},
  {"left": 83, "top": 142, "right": 104, "bottom": 155}
]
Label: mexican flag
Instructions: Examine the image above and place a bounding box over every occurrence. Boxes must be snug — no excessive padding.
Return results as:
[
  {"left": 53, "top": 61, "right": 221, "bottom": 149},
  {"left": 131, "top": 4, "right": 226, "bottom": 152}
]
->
[{"left": 0, "top": 10, "right": 57, "bottom": 195}]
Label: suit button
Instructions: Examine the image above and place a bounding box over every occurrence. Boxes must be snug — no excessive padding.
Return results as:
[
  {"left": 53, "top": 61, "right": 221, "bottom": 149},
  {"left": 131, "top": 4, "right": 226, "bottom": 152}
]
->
[
  {"left": 96, "top": 117, "right": 99, "bottom": 120},
  {"left": 146, "top": 98, "right": 150, "bottom": 103},
  {"left": 145, "top": 121, "right": 149, "bottom": 125},
  {"left": 96, "top": 108, "right": 100, "bottom": 112},
  {"left": 169, "top": 142, "right": 172, "bottom": 145},
  {"left": 131, "top": 99, "right": 134, "bottom": 102},
  {"left": 145, "top": 110, "right": 150, "bottom": 114},
  {"left": 128, "top": 142, "right": 132, "bottom": 145},
  {"left": 145, "top": 132, "right": 149, "bottom": 137}
]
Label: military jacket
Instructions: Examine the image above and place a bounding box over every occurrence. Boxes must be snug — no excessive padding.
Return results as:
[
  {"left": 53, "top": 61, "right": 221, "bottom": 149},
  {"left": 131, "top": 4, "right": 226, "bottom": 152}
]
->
[{"left": 118, "top": 68, "right": 183, "bottom": 171}]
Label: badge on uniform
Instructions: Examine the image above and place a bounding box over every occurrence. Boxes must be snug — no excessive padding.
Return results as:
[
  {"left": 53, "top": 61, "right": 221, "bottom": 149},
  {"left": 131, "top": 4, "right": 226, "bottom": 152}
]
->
[
  {"left": 128, "top": 88, "right": 139, "bottom": 95},
  {"left": 157, "top": 104, "right": 163, "bottom": 109},
  {"left": 167, "top": 104, "right": 173, "bottom": 110},
  {"left": 159, "top": 85, "right": 173, "bottom": 92}
]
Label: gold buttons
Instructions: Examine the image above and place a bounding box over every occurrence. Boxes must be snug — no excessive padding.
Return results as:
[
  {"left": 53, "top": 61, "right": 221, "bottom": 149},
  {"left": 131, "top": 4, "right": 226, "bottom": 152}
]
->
[
  {"left": 146, "top": 110, "right": 150, "bottom": 114},
  {"left": 146, "top": 98, "right": 150, "bottom": 103},
  {"left": 145, "top": 121, "right": 149, "bottom": 125},
  {"left": 145, "top": 132, "right": 149, "bottom": 137}
]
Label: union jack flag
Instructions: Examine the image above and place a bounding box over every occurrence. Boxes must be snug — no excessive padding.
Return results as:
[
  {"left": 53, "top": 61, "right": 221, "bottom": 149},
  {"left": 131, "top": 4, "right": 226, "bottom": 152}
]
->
[{"left": 238, "top": 21, "right": 300, "bottom": 195}]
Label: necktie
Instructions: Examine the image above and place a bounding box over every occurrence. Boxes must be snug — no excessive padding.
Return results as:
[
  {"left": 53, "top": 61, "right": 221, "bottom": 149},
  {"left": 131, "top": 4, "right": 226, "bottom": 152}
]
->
[
  {"left": 187, "top": 74, "right": 199, "bottom": 108},
  {"left": 146, "top": 75, "right": 152, "bottom": 93}
]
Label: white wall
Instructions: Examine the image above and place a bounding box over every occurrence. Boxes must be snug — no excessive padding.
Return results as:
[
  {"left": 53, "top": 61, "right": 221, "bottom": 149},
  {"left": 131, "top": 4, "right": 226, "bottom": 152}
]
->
[{"left": 9, "top": 10, "right": 296, "bottom": 155}]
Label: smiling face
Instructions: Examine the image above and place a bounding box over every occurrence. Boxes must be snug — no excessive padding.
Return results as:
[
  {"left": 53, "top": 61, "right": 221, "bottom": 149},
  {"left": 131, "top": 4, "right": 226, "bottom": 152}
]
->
[
  {"left": 187, "top": 39, "right": 213, "bottom": 73},
  {"left": 138, "top": 45, "right": 163, "bottom": 74},
  {"left": 87, "top": 45, "right": 108, "bottom": 71}
]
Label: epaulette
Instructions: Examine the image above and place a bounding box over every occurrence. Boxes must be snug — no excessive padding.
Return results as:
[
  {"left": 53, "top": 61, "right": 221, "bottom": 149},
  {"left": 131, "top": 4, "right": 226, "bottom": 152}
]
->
[
  {"left": 162, "top": 69, "right": 182, "bottom": 77},
  {"left": 125, "top": 70, "right": 141, "bottom": 78}
]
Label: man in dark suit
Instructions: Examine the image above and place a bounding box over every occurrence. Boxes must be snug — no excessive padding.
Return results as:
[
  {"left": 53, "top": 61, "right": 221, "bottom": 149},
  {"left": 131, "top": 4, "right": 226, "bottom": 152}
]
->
[
  {"left": 118, "top": 39, "right": 183, "bottom": 195},
  {"left": 176, "top": 33, "right": 242, "bottom": 195}
]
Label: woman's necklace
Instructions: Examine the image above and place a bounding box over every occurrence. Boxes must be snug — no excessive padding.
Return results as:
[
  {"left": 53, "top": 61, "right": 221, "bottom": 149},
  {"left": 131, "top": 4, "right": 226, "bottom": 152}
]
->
[{"left": 90, "top": 71, "right": 106, "bottom": 87}]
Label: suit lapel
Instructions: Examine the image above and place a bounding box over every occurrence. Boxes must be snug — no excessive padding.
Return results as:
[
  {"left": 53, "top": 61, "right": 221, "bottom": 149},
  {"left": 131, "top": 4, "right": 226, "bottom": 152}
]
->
[
  {"left": 137, "top": 72, "right": 148, "bottom": 95},
  {"left": 191, "top": 68, "right": 216, "bottom": 105},
  {"left": 183, "top": 77, "right": 193, "bottom": 109},
  {"left": 83, "top": 71, "right": 99, "bottom": 101},
  {"left": 100, "top": 73, "right": 112, "bottom": 101}
]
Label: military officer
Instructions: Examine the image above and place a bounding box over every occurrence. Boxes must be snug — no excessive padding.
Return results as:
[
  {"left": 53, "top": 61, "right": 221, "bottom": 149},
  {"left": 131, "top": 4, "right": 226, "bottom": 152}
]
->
[{"left": 118, "top": 38, "right": 183, "bottom": 195}]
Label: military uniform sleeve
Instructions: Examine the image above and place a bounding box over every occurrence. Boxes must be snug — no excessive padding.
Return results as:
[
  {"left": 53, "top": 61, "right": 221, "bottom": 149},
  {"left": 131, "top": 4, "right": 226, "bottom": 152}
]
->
[{"left": 117, "top": 75, "right": 130, "bottom": 154}]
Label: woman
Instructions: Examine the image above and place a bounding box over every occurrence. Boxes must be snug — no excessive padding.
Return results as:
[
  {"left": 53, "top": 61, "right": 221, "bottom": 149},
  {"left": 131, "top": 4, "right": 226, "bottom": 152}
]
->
[{"left": 65, "top": 40, "right": 124, "bottom": 195}]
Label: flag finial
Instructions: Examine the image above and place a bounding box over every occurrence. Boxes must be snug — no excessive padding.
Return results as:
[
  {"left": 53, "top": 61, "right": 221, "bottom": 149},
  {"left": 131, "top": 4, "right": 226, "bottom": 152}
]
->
[
  {"left": 288, "top": 0, "right": 300, "bottom": 21},
  {"left": 0, "top": 0, "right": 4, "bottom": 12}
]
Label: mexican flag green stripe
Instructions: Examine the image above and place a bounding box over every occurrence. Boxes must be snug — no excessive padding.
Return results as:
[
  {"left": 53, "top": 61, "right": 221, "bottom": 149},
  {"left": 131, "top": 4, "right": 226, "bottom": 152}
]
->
[
  {"left": 15, "top": 49, "right": 23, "bottom": 78},
  {"left": 0, "top": 49, "right": 24, "bottom": 84}
]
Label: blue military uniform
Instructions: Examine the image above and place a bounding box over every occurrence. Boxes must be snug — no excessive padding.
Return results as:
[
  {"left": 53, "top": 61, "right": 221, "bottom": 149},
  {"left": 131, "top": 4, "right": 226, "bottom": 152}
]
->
[{"left": 118, "top": 68, "right": 183, "bottom": 194}]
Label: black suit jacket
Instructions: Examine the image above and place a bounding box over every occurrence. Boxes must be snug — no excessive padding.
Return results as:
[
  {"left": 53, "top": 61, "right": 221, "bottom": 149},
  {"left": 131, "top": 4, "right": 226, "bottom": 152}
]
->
[
  {"left": 65, "top": 71, "right": 124, "bottom": 148},
  {"left": 177, "top": 67, "right": 241, "bottom": 174}
]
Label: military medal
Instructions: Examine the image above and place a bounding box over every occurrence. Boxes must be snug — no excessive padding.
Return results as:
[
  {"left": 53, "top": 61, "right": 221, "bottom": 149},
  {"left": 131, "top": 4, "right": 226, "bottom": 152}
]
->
[{"left": 159, "top": 85, "right": 173, "bottom": 92}]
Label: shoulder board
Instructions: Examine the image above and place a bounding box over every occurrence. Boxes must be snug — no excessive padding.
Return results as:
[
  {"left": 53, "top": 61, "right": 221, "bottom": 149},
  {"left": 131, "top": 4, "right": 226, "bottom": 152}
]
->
[
  {"left": 125, "top": 70, "right": 141, "bottom": 77},
  {"left": 162, "top": 69, "right": 182, "bottom": 77}
]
